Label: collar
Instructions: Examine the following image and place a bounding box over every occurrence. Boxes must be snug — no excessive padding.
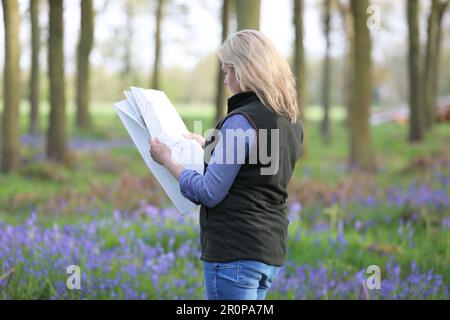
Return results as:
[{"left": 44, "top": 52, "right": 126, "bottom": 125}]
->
[{"left": 227, "top": 91, "right": 259, "bottom": 114}]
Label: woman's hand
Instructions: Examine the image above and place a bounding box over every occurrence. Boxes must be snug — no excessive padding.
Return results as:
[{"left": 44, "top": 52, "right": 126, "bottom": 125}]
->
[
  {"left": 149, "top": 138, "right": 171, "bottom": 166},
  {"left": 183, "top": 132, "right": 205, "bottom": 149},
  {"left": 149, "top": 137, "right": 185, "bottom": 180}
]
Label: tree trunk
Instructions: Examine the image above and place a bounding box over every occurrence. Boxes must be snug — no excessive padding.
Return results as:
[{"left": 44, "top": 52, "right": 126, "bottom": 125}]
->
[
  {"left": 321, "top": 0, "right": 331, "bottom": 144},
  {"left": 152, "top": 0, "right": 164, "bottom": 90},
  {"left": 432, "top": 2, "right": 448, "bottom": 124},
  {"left": 349, "top": 0, "right": 375, "bottom": 171},
  {"left": 407, "top": 0, "right": 425, "bottom": 142},
  {"left": 122, "top": 2, "right": 134, "bottom": 86},
  {"left": 293, "top": 0, "right": 307, "bottom": 158},
  {"left": 47, "top": 0, "right": 68, "bottom": 163},
  {"left": 293, "top": 0, "right": 305, "bottom": 123},
  {"left": 76, "top": 0, "right": 94, "bottom": 129},
  {"left": 1, "top": 0, "right": 21, "bottom": 173},
  {"left": 215, "top": 0, "right": 229, "bottom": 124},
  {"left": 335, "top": 0, "right": 355, "bottom": 130},
  {"left": 424, "top": 0, "right": 438, "bottom": 130},
  {"left": 424, "top": 0, "right": 448, "bottom": 130},
  {"left": 236, "top": 0, "right": 260, "bottom": 30},
  {"left": 29, "top": 0, "right": 40, "bottom": 134}
]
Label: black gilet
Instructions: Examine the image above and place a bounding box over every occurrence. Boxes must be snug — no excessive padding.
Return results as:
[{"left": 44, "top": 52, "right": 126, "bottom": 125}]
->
[{"left": 199, "top": 91, "right": 304, "bottom": 266}]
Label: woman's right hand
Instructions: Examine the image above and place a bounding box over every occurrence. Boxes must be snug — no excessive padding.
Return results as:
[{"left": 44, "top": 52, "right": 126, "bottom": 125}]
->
[{"left": 183, "top": 131, "right": 205, "bottom": 149}]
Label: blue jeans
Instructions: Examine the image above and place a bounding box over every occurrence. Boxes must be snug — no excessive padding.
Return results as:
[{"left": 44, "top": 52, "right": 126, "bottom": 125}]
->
[{"left": 202, "top": 260, "right": 281, "bottom": 300}]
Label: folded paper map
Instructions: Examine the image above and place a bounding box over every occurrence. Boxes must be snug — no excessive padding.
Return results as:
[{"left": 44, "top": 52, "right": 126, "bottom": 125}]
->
[{"left": 114, "top": 87, "right": 204, "bottom": 215}]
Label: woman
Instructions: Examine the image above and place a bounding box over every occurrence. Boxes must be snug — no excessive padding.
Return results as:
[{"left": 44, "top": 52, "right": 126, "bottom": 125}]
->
[{"left": 149, "top": 30, "right": 304, "bottom": 300}]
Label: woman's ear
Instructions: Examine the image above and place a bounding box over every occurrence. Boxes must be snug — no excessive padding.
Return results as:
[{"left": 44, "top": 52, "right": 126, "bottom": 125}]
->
[{"left": 234, "top": 68, "right": 241, "bottom": 83}]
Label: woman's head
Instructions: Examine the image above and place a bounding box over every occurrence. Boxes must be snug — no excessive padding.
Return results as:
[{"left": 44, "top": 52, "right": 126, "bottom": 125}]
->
[
  {"left": 218, "top": 29, "right": 299, "bottom": 124},
  {"left": 222, "top": 64, "right": 242, "bottom": 95}
]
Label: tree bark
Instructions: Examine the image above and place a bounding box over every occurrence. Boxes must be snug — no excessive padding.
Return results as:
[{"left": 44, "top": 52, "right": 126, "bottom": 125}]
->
[
  {"left": 1, "top": 0, "right": 21, "bottom": 173},
  {"left": 349, "top": 0, "right": 375, "bottom": 171},
  {"left": 47, "top": 0, "right": 68, "bottom": 163},
  {"left": 236, "top": 0, "right": 260, "bottom": 30},
  {"left": 215, "top": 0, "right": 230, "bottom": 124},
  {"left": 423, "top": 0, "right": 448, "bottom": 130},
  {"left": 29, "top": 0, "right": 40, "bottom": 134},
  {"left": 321, "top": 0, "right": 331, "bottom": 144},
  {"left": 293, "top": 0, "right": 305, "bottom": 123},
  {"left": 293, "top": 0, "right": 307, "bottom": 158},
  {"left": 76, "top": 0, "right": 94, "bottom": 129},
  {"left": 335, "top": 0, "right": 355, "bottom": 130},
  {"left": 122, "top": 2, "right": 134, "bottom": 85},
  {"left": 152, "top": 0, "right": 164, "bottom": 90},
  {"left": 407, "top": 0, "right": 425, "bottom": 142}
]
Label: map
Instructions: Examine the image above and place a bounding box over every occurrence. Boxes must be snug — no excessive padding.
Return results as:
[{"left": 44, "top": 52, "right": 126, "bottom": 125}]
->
[{"left": 114, "top": 87, "right": 204, "bottom": 215}]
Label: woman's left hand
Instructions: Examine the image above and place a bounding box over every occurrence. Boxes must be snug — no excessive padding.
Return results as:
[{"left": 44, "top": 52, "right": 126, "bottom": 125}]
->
[{"left": 149, "top": 138, "right": 171, "bottom": 166}]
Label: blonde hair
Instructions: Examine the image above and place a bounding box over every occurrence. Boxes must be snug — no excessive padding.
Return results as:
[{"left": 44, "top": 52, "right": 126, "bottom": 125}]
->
[{"left": 218, "top": 29, "right": 299, "bottom": 124}]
